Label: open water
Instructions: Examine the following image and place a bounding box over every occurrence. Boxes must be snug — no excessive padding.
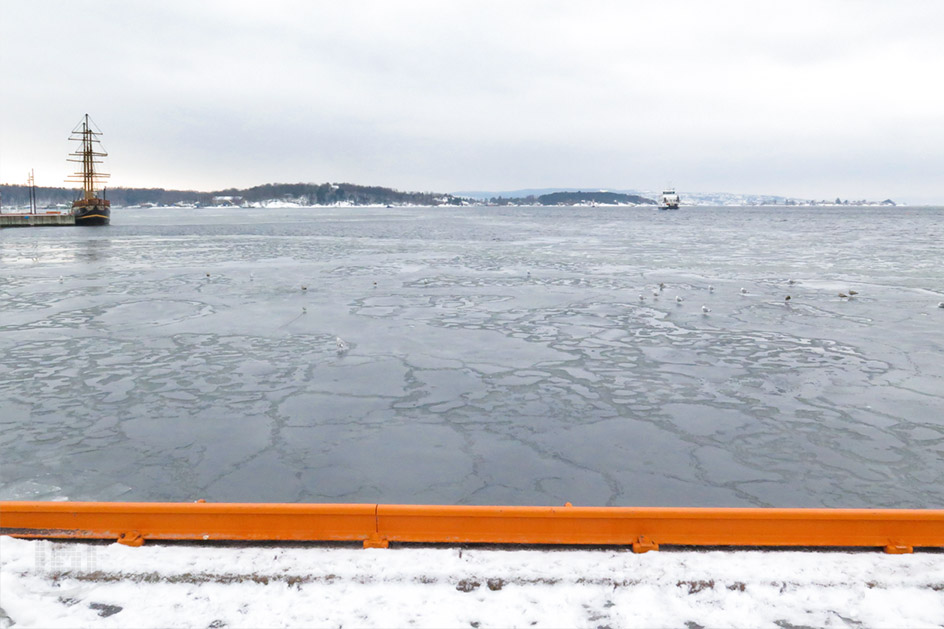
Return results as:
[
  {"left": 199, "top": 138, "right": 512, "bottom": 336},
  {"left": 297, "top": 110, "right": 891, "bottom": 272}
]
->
[{"left": 1, "top": 205, "right": 942, "bottom": 507}]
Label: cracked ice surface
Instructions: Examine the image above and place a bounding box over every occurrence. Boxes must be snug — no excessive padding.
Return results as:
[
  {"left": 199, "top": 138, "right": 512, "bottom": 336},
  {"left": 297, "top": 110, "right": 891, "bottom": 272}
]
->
[{"left": 1, "top": 205, "right": 942, "bottom": 507}]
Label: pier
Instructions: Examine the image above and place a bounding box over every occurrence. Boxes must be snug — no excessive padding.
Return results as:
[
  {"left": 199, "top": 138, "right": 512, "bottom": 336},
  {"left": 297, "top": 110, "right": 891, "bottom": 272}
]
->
[{"left": 0, "top": 212, "right": 75, "bottom": 228}]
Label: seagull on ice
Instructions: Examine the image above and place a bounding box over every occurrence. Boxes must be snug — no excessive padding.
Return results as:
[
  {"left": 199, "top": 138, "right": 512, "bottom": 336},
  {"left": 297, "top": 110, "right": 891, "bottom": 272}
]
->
[
  {"left": 708, "top": 285, "right": 714, "bottom": 292},
  {"left": 676, "top": 295, "right": 683, "bottom": 303},
  {"left": 702, "top": 305, "right": 711, "bottom": 313},
  {"left": 659, "top": 282, "right": 666, "bottom": 291},
  {"left": 58, "top": 276, "right": 64, "bottom": 283},
  {"left": 937, "top": 302, "right": 944, "bottom": 309},
  {"left": 336, "top": 337, "right": 349, "bottom": 354},
  {"left": 838, "top": 292, "right": 849, "bottom": 299},
  {"left": 205, "top": 272, "right": 211, "bottom": 278},
  {"left": 302, "top": 306, "right": 307, "bottom": 313},
  {"left": 638, "top": 294, "right": 645, "bottom": 302},
  {"left": 848, "top": 290, "right": 858, "bottom": 296},
  {"left": 301, "top": 285, "right": 307, "bottom": 291},
  {"left": 740, "top": 287, "right": 748, "bottom": 294},
  {"left": 249, "top": 272, "right": 254, "bottom": 281}
]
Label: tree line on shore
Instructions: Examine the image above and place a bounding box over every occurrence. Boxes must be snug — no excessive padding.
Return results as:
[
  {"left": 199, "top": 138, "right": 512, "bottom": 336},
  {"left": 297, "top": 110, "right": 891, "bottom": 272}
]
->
[
  {"left": 0, "top": 181, "right": 667, "bottom": 209},
  {"left": 489, "top": 191, "right": 656, "bottom": 206},
  {"left": 0, "top": 182, "right": 463, "bottom": 208}
]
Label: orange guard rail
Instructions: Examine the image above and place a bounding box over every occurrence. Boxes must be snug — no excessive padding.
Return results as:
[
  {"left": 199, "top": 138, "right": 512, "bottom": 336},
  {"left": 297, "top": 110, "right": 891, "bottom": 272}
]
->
[{"left": 2, "top": 501, "right": 943, "bottom": 553}]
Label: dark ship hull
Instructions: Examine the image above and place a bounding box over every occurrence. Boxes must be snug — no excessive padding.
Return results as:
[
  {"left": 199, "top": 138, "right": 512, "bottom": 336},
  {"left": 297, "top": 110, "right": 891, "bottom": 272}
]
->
[{"left": 72, "top": 199, "right": 110, "bottom": 225}]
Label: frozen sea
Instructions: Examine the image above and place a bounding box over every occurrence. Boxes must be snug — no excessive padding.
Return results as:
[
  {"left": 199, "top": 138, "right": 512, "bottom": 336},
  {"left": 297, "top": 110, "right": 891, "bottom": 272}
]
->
[{"left": 1, "top": 205, "right": 942, "bottom": 508}]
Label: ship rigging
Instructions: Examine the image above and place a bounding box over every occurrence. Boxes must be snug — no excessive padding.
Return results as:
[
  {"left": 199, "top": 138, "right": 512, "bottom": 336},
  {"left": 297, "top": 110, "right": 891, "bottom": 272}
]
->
[{"left": 67, "top": 114, "right": 111, "bottom": 225}]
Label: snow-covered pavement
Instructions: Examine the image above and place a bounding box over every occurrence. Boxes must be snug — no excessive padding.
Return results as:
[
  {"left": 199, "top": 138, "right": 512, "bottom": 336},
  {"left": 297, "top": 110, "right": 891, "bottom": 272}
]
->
[{"left": 2, "top": 536, "right": 942, "bottom": 628}]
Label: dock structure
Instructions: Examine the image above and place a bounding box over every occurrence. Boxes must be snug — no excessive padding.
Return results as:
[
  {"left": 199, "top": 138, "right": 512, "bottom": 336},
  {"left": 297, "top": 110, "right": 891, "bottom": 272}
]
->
[{"left": 0, "top": 212, "right": 76, "bottom": 228}]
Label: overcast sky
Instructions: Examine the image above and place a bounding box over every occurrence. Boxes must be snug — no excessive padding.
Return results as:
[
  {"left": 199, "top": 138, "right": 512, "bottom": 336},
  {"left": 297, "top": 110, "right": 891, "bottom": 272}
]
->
[{"left": 2, "top": 1, "right": 942, "bottom": 202}]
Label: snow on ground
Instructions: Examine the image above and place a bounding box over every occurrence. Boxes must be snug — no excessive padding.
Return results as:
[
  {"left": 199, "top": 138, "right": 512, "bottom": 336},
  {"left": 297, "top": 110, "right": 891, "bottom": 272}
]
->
[{"left": 2, "top": 536, "right": 942, "bottom": 628}]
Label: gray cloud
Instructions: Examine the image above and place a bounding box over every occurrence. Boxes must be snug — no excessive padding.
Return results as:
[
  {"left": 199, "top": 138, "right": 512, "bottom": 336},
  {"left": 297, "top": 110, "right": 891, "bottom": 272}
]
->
[{"left": 2, "top": 0, "right": 942, "bottom": 202}]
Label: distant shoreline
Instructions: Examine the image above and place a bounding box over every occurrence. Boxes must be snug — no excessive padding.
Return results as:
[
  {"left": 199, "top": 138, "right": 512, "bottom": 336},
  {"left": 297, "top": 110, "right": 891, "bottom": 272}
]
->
[
  {"left": 4, "top": 203, "right": 927, "bottom": 214},
  {"left": 0, "top": 182, "right": 908, "bottom": 211}
]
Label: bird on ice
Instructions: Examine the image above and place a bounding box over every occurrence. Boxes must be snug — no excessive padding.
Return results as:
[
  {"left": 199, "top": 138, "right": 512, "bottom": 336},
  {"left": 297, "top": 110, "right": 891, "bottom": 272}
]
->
[
  {"left": 659, "top": 282, "right": 666, "bottom": 291},
  {"left": 740, "top": 288, "right": 748, "bottom": 294},
  {"left": 58, "top": 276, "right": 64, "bottom": 283},
  {"left": 785, "top": 295, "right": 792, "bottom": 302},
  {"left": 301, "top": 285, "right": 307, "bottom": 291},
  {"left": 249, "top": 272, "right": 254, "bottom": 281},
  {"left": 788, "top": 279, "right": 796, "bottom": 285},
  {"left": 708, "top": 285, "right": 714, "bottom": 292},
  {"left": 336, "top": 337, "right": 349, "bottom": 354},
  {"left": 848, "top": 290, "right": 858, "bottom": 295},
  {"left": 702, "top": 305, "right": 710, "bottom": 313},
  {"left": 676, "top": 296, "right": 683, "bottom": 303},
  {"left": 839, "top": 292, "right": 849, "bottom": 299},
  {"left": 205, "top": 273, "right": 210, "bottom": 278},
  {"left": 938, "top": 302, "right": 944, "bottom": 309},
  {"left": 638, "top": 294, "right": 645, "bottom": 302}
]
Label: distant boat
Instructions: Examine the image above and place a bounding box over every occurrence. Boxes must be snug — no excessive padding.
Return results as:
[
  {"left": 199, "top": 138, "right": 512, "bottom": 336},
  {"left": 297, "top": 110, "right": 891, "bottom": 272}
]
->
[
  {"left": 67, "top": 114, "right": 111, "bottom": 225},
  {"left": 660, "top": 188, "right": 680, "bottom": 210}
]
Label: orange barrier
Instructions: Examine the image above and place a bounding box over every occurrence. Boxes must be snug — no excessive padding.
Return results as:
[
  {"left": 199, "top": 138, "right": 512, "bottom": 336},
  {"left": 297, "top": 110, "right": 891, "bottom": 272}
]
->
[
  {"left": 377, "top": 505, "right": 944, "bottom": 553},
  {"left": 2, "top": 501, "right": 943, "bottom": 553},
  {"left": 0, "top": 502, "right": 375, "bottom": 547}
]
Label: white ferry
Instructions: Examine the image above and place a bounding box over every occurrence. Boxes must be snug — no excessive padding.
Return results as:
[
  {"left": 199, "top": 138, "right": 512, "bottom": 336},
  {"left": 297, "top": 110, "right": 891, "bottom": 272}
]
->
[{"left": 660, "top": 188, "right": 680, "bottom": 210}]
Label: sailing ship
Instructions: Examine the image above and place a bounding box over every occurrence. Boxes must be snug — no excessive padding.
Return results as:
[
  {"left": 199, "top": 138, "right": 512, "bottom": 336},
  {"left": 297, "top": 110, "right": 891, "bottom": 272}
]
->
[
  {"left": 67, "top": 114, "right": 110, "bottom": 225},
  {"left": 660, "top": 187, "right": 680, "bottom": 210}
]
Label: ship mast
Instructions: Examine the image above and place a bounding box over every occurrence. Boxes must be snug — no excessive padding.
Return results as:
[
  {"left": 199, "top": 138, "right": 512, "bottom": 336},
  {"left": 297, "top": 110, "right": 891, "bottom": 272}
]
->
[
  {"left": 67, "top": 114, "right": 109, "bottom": 201},
  {"left": 28, "top": 169, "right": 37, "bottom": 214}
]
